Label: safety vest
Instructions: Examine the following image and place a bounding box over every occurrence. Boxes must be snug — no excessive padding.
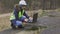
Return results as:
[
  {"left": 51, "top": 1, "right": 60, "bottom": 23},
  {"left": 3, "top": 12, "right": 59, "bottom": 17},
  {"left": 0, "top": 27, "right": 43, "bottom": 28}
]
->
[{"left": 10, "top": 10, "right": 24, "bottom": 20}]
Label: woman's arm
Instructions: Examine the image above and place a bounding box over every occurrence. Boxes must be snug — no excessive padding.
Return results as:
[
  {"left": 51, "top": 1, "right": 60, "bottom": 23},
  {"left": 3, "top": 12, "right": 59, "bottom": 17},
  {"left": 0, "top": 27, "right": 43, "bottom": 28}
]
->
[
  {"left": 23, "top": 11, "right": 29, "bottom": 18},
  {"left": 14, "top": 10, "right": 19, "bottom": 20}
]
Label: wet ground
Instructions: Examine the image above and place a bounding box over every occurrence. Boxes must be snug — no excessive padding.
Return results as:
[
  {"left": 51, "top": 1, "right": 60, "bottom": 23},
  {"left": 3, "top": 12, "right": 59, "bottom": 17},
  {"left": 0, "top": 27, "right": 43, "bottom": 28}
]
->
[{"left": 38, "top": 11, "right": 60, "bottom": 34}]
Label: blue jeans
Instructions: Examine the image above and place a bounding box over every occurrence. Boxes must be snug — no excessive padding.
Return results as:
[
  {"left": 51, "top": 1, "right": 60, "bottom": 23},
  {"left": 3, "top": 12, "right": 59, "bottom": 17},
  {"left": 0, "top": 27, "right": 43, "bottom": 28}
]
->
[{"left": 19, "top": 16, "right": 26, "bottom": 22}]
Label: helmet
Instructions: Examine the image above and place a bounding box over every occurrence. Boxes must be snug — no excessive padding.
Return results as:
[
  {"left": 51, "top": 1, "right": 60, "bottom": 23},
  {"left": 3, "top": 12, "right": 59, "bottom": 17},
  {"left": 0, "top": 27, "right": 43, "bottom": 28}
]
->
[{"left": 19, "top": 0, "right": 27, "bottom": 6}]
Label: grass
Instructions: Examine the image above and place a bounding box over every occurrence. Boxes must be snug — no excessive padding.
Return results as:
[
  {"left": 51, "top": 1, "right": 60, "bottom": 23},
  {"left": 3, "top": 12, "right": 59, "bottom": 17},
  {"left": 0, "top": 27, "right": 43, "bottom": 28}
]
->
[
  {"left": 0, "top": 16, "right": 10, "bottom": 31},
  {"left": 26, "top": 26, "right": 47, "bottom": 31}
]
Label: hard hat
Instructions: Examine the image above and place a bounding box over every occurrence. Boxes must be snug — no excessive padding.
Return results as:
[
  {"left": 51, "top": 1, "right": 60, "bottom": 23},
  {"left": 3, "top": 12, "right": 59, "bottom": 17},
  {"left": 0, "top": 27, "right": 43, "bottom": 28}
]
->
[{"left": 19, "top": 0, "right": 27, "bottom": 6}]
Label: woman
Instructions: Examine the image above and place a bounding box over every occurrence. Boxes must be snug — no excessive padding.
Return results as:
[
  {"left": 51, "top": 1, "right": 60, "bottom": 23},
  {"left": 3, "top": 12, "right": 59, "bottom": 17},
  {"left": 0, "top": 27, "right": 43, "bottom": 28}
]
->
[{"left": 10, "top": 4, "right": 29, "bottom": 29}]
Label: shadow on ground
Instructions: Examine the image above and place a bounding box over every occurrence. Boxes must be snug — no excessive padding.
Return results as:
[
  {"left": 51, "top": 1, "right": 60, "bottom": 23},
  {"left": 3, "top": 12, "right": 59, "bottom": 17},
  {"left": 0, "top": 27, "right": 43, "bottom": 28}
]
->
[{"left": 0, "top": 28, "right": 24, "bottom": 34}]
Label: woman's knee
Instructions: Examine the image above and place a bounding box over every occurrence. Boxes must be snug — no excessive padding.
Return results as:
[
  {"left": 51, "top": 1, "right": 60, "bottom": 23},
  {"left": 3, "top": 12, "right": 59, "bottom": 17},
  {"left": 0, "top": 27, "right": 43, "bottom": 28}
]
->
[{"left": 22, "top": 16, "right": 26, "bottom": 18}]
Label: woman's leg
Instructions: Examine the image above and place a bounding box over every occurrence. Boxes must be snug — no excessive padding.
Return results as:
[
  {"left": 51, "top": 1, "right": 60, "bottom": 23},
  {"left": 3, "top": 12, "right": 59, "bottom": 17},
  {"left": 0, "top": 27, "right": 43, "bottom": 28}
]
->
[
  {"left": 16, "top": 21, "right": 24, "bottom": 28},
  {"left": 20, "top": 16, "right": 26, "bottom": 22},
  {"left": 10, "top": 20, "right": 16, "bottom": 29}
]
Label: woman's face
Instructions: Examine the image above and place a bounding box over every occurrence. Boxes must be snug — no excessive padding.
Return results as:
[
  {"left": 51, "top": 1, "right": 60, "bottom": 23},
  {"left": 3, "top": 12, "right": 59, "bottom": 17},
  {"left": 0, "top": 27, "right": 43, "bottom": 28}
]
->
[
  {"left": 18, "top": 7, "right": 21, "bottom": 11},
  {"left": 21, "top": 5, "right": 26, "bottom": 9},
  {"left": 16, "top": 6, "right": 21, "bottom": 11}
]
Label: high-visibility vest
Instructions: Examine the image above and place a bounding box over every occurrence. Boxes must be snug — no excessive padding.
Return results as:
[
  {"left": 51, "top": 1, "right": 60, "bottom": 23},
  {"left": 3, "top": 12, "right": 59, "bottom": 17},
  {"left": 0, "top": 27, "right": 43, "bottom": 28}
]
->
[{"left": 10, "top": 10, "right": 24, "bottom": 20}]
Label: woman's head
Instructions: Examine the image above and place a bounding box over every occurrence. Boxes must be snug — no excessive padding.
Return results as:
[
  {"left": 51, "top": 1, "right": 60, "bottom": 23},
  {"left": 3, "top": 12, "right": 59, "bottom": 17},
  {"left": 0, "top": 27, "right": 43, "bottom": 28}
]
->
[
  {"left": 20, "top": 5, "right": 26, "bottom": 9},
  {"left": 19, "top": 0, "right": 27, "bottom": 9}
]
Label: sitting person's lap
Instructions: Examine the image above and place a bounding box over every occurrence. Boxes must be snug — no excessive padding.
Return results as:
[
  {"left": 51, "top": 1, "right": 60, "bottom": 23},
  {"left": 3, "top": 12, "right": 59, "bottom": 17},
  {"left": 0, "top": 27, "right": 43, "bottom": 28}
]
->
[{"left": 19, "top": 16, "right": 26, "bottom": 22}]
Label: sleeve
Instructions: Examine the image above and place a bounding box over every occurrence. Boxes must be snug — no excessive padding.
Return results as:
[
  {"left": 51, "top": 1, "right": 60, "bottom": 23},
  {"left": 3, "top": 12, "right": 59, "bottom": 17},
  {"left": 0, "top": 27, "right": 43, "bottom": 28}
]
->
[
  {"left": 14, "top": 10, "right": 19, "bottom": 20},
  {"left": 23, "top": 11, "right": 29, "bottom": 18}
]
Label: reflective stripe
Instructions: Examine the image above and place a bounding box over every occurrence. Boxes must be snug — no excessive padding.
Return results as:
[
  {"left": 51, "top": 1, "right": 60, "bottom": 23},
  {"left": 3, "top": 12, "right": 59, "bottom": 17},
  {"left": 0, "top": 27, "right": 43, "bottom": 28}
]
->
[
  {"left": 10, "top": 12, "right": 15, "bottom": 20},
  {"left": 19, "top": 10, "right": 24, "bottom": 18}
]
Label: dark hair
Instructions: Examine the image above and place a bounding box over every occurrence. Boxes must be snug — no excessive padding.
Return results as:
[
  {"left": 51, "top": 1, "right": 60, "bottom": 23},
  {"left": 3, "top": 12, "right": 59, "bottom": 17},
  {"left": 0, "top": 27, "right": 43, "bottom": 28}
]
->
[{"left": 14, "top": 4, "right": 19, "bottom": 8}]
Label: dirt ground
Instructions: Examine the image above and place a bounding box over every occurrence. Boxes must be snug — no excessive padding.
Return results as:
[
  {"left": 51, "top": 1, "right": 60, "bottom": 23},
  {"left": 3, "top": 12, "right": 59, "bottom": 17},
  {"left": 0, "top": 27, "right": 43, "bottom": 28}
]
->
[{"left": 0, "top": 16, "right": 10, "bottom": 31}]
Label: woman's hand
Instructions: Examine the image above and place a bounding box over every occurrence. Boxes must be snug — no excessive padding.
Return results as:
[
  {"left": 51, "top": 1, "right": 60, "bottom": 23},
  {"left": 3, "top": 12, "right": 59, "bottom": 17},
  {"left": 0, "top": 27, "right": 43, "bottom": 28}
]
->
[
  {"left": 24, "top": 18, "right": 28, "bottom": 22},
  {"left": 28, "top": 17, "right": 33, "bottom": 23}
]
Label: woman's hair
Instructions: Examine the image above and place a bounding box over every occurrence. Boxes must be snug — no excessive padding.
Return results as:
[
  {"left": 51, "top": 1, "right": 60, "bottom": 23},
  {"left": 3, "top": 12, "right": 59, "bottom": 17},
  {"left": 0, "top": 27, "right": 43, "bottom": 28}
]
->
[
  {"left": 14, "top": 4, "right": 20, "bottom": 9},
  {"left": 14, "top": 4, "right": 23, "bottom": 11}
]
